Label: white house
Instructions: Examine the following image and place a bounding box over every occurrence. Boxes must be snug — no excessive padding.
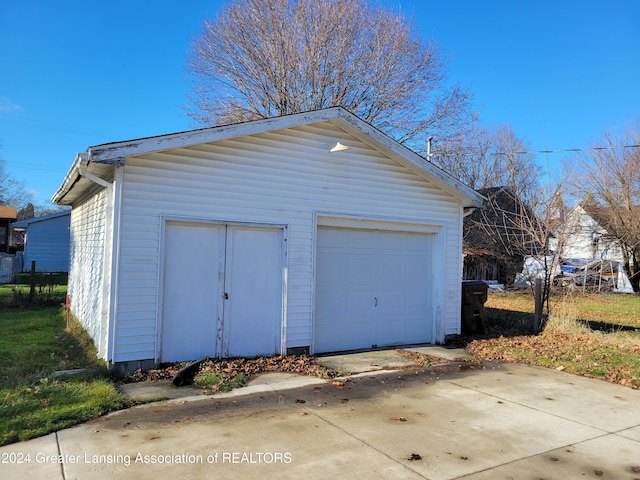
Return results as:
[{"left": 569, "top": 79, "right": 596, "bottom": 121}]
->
[
  {"left": 557, "top": 205, "right": 626, "bottom": 261},
  {"left": 52, "top": 107, "right": 484, "bottom": 372},
  {"left": 553, "top": 204, "right": 633, "bottom": 293},
  {"left": 12, "top": 210, "right": 71, "bottom": 272}
]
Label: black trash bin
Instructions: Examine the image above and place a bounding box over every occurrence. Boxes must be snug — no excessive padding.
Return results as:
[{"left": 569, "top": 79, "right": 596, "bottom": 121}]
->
[{"left": 461, "top": 280, "right": 488, "bottom": 334}]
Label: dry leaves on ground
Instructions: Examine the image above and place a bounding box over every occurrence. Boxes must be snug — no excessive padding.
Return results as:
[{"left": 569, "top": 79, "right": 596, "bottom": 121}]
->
[{"left": 128, "top": 355, "right": 339, "bottom": 384}]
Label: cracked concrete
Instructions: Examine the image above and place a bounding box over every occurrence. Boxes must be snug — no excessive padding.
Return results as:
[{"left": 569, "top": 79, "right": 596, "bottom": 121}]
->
[{"left": 1, "top": 348, "right": 639, "bottom": 479}]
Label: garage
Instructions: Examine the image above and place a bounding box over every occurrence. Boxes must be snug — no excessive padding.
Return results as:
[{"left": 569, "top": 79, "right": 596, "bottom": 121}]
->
[
  {"left": 53, "top": 108, "right": 484, "bottom": 371},
  {"left": 314, "top": 226, "right": 434, "bottom": 353}
]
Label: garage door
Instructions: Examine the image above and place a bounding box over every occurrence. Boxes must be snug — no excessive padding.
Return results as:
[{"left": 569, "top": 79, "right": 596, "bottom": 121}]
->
[{"left": 314, "top": 226, "right": 433, "bottom": 353}]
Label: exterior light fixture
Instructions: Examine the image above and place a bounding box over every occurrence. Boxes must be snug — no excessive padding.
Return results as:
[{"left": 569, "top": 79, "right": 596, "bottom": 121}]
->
[{"left": 329, "top": 142, "right": 350, "bottom": 152}]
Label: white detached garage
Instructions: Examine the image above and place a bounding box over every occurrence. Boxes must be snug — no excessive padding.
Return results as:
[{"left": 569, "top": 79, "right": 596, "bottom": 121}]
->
[{"left": 52, "top": 107, "right": 484, "bottom": 372}]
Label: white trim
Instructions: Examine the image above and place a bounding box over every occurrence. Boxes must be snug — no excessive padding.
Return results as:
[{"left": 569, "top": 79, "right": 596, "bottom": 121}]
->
[
  {"left": 79, "top": 168, "right": 111, "bottom": 188},
  {"left": 316, "top": 212, "right": 444, "bottom": 233},
  {"left": 107, "top": 167, "right": 124, "bottom": 363}
]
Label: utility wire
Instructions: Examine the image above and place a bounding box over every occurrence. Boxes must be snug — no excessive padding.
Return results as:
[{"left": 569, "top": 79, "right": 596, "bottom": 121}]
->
[{"left": 433, "top": 144, "right": 640, "bottom": 157}]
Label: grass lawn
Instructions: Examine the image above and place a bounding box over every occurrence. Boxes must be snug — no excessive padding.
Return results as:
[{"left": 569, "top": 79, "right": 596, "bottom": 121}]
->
[
  {"left": 0, "top": 307, "right": 142, "bottom": 447},
  {"left": 467, "top": 292, "right": 640, "bottom": 389},
  {"left": 0, "top": 283, "right": 67, "bottom": 306}
]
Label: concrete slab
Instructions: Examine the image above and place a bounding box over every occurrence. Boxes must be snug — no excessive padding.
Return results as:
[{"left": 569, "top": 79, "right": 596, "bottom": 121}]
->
[
  {"left": 118, "top": 380, "right": 203, "bottom": 401},
  {"left": 445, "top": 363, "right": 640, "bottom": 433},
  {"left": 403, "top": 345, "right": 472, "bottom": 361},
  {"left": 619, "top": 425, "right": 640, "bottom": 442},
  {"left": 0, "top": 433, "right": 62, "bottom": 479},
  {"left": 463, "top": 434, "right": 640, "bottom": 479},
  {"left": 314, "top": 349, "right": 418, "bottom": 374},
  {"left": 297, "top": 368, "right": 606, "bottom": 479},
  {"left": 2, "top": 354, "right": 639, "bottom": 479}
]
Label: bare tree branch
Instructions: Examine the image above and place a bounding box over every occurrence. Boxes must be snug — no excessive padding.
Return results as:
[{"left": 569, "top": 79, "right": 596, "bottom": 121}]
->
[
  {"left": 568, "top": 121, "right": 640, "bottom": 290},
  {"left": 185, "top": 0, "right": 477, "bottom": 149}
]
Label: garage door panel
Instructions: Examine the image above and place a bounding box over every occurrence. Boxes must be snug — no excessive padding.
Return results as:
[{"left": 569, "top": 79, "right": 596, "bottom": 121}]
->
[
  {"left": 348, "top": 258, "right": 375, "bottom": 283},
  {"left": 405, "top": 290, "right": 430, "bottom": 310},
  {"left": 406, "top": 260, "right": 430, "bottom": 281},
  {"left": 315, "top": 226, "right": 433, "bottom": 354},
  {"left": 349, "top": 229, "right": 376, "bottom": 249},
  {"left": 375, "top": 291, "right": 402, "bottom": 311},
  {"left": 378, "top": 259, "right": 402, "bottom": 280}
]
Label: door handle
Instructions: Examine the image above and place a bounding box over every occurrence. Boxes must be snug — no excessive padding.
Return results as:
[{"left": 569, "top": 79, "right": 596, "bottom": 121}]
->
[
  {"left": 224, "top": 292, "right": 229, "bottom": 300},
  {"left": 374, "top": 297, "right": 378, "bottom": 307}
]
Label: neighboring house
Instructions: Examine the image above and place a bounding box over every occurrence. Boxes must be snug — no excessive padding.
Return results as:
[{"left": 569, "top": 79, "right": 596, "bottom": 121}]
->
[
  {"left": 552, "top": 204, "right": 634, "bottom": 292},
  {"left": 557, "top": 204, "right": 626, "bottom": 262},
  {"left": 0, "top": 206, "right": 17, "bottom": 253},
  {"left": 12, "top": 210, "right": 71, "bottom": 272},
  {"left": 463, "top": 187, "right": 545, "bottom": 285},
  {"left": 52, "top": 107, "right": 484, "bottom": 373},
  {"left": 0, "top": 206, "right": 18, "bottom": 283}
]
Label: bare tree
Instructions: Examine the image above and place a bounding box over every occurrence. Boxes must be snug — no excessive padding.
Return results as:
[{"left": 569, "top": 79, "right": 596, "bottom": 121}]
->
[
  {"left": 185, "top": 0, "right": 477, "bottom": 152},
  {"left": 570, "top": 122, "right": 640, "bottom": 291},
  {"left": 434, "top": 124, "right": 541, "bottom": 202},
  {"left": 465, "top": 180, "right": 568, "bottom": 331},
  {"left": 0, "top": 151, "right": 33, "bottom": 210}
]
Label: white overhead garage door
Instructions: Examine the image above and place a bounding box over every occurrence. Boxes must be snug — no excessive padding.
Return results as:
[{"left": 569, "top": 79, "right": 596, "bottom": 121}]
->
[{"left": 314, "top": 226, "right": 433, "bottom": 353}]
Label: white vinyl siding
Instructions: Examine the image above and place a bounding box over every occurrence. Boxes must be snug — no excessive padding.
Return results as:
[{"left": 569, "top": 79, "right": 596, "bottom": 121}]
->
[
  {"left": 68, "top": 189, "right": 108, "bottom": 359},
  {"left": 111, "top": 121, "right": 464, "bottom": 362}
]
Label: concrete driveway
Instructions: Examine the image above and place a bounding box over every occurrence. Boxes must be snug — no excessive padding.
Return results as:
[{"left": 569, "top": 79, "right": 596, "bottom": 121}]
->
[{"left": 2, "top": 347, "right": 640, "bottom": 479}]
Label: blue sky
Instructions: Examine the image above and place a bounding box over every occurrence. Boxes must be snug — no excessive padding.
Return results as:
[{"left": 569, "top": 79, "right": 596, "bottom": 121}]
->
[{"left": 1, "top": 0, "right": 639, "bottom": 207}]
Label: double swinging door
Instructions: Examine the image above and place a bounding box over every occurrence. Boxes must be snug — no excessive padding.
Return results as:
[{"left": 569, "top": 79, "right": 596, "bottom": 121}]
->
[{"left": 160, "top": 221, "right": 283, "bottom": 362}]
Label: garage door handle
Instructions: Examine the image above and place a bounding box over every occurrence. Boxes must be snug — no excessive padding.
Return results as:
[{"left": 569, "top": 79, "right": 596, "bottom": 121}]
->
[{"left": 374, "top": 297, "right": 378, "bottom": 307}]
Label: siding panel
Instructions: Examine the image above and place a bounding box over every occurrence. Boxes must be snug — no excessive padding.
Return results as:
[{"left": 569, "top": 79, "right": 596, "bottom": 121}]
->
[{"left": 69, "top": 190, "right": 108, "bottom": 359}]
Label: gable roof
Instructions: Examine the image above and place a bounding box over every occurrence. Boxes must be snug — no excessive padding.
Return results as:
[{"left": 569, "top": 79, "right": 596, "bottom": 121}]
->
[
  {"left": 52, "top": 107, "right": 485, "bottom": 208},
  {"left": 12, "top": 210, "right": 71, "bottom": 230}
]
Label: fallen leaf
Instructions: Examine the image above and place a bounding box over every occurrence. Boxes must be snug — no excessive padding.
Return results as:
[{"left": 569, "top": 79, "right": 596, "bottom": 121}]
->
[
  {"left": 593, "top": 470, "right": 603, "bottom": 477},
  {"left": 295, "top": 399, "right": 306, "bottom": 403},
  {"left": 407, "top": 453, "right": 422, "bottom": 461},
  {"left": 339, "top": 398, "right": 349, "bottom": 403},
  {"left": 389, "top": 416, "right": 407, "bottom": 422},
  {"left": 149, "top": 435, "right": 160, "bottom": 440},
  {"left": 184, "top": 416, "right": 193, "bottom": 421}
]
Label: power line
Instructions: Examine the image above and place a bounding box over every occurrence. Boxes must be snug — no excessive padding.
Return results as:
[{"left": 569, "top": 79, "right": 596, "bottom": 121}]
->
[
  {"left": 1, "top": 159, "right": 67, "bottom": 173},
  {"left": 435, "top": 144, "right": 640, "bottom": 157}
]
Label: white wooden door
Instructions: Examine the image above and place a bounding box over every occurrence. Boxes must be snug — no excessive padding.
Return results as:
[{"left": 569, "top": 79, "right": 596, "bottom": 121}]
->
[
  {"left": 223, "top": 227, "right": 283, "bottom": 357},
  {"left": 314, "top": 226, "right": 433, "bottom": 353},
  {"left": 161, "top": 222, "right": 282, "bottom": 362},
  {"left": 161, "top": 221, "right": 223, "bottom": 362}
]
